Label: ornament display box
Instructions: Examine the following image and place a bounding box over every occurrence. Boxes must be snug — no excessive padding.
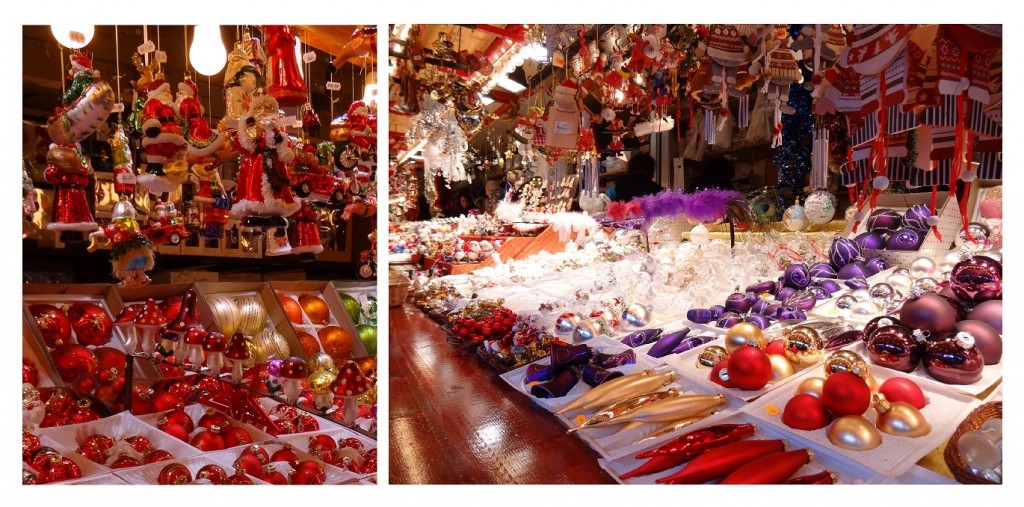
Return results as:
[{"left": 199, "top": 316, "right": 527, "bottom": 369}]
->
[
  {"left": 195, "top": 282, "right": 309, "bottom": 361},
  {"left": 841, "top": 194, "right": 960, "bottom": 266},
  {"left": 270, "top": 280, "right": 369, "bottom": 359}
]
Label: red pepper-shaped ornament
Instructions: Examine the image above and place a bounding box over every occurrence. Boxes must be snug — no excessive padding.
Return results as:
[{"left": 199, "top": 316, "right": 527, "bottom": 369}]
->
[
  {"left": 655, "top": 439, "right": 785, "bottom": 484},
  {"left": 787, "top": 470, "right": 837, "bottom": 484},
  {"left": 619, "top": 455, "right": 691, "bottom": 480},
  {"left": 718, "top": 449, "right": 813, "bottom": 484},
  {"left": 636, "top": 423, "right": 757, "bottom": 459}
]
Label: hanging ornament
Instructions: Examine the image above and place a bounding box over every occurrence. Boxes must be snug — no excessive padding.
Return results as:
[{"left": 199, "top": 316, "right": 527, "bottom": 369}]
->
[
  {"left": 136, "top": 77, "right": 189, "bottom": 193},
  {"left": 86, "top": 200, "right": 155, "bottom": 287},
  {"left": 176, "top": 76, "right": 226, "bottom": 159},
  {"left": 48, "top": 53, "right": 114, "bottom": 145},
  {"left": 804, "top": 190, "right": 837, "bottom": 225},
  {"left": 264, "top": 26, "right": 308, "bottom": 107},
  {"left": 43, "top": 143, "right": 97, "bottom": 239}
]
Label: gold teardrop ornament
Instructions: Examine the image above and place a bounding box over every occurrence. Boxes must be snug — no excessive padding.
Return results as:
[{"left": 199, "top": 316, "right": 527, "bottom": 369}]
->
[
  {"left": 828, "top": 415, "right": 883, "bottom": 451},
  {"left": 873, "top": 394, "right": 931, "bottom": 438}
]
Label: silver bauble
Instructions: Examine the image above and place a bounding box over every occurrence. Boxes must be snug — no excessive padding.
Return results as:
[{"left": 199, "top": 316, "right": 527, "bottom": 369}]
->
[
  {"left": 954, "top": 222, "right": 993, "bottom": 254},
  {"left": 835, "top": 294, "right": 858, "bottom": 311},
  {"left": 909, "top": 257, "right": 937, "bottom": 280},
  {"left": 622, "top": 304, "right": 652, "bottom": 328},
  {"left": 554, "top": 313, "right": 581, "bottom": 335},
  {"left": 783, "top": 203, "right": 810, "bottom": 232},
  {"left": 573, "top": 319, "right": 601, "bottom": 341}
]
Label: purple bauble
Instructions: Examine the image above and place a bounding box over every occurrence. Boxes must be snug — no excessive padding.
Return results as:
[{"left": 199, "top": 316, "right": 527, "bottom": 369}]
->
[
  {"left": 903, "top": 204, "right": 932, "bottom": 231},
  {"left": 900, "top": 293, "right": 957, "bottom": 334},
  {"left": 809, "top": 262, "right": 838, "bottom": 279},
  {"left": 954, "top": 320, "right": 1001, "bottom": 365},
  {"left": 751, "top": 300, "right": 771, "bottom": 315},
  {"left": 864, "top": 256, "right": 890, "bottom": 276},
  {"left": 845, "top": 277, "right": 870, "bottom": 290},
  {"left": 783, "top": 264, "right": 812, "bottom": 289},
  {"left": 776, "top": 287, "right": 797, "bottom": 302},
  {"left": 745, "top": 292, "right": 759, "bottom": 305},
  {"left": 923, "top": 332, "right": 985, "bottom": 385},
  {"left": 725, "top": 292, "right": 752, "bottom": 313},
  {"left": 838, "top": 261, "right": 871, "bottom": 280},
  {"left": 814, "top": 279, "right": 841, "bottom": 294},
  {"left": 744, "top": 313, "right": 771, "bottom": 329},
  {"left": 709, "top": 305, "right": 726, "bottom": 319},
  {"left": 777, "top": 307, "right": 806, "bottom": 321},
  {"left": 746, "top": 280, "right": 777, "bottom": 294},
  {"left": 686, "top": 309, "right": 714, "bottom": 324},
  {"left": 716, "top": 312, "right": 744, "bottom": 328},
  {"left": 853, "top": 232, "right": 886, "bottom": 251},
  {"left": 829, "top": 237, "right": 861, "bottom": 269},
  {"left": 784, "top": 290, "right": 818, "bottom": 311},
  {"left": 867, "top": 208, "right": 903, "bottom": 234},
  {"left": 938, "top": 295, "right": 968, "bottom": 322},
  {"left": 886, "top": 228, "right": 924, "bottom": 251},
  {"left": 949, "top": 256, "right": 1002, "bottom": 304},
  {"left": 763, "top": 303, "right": 782, "bottom": 317},
  {"left": 968, "top": 300, "right": 1002, "bottom": 333},
  {"left": 808, "top": 286, "right": 831, "bottom": 300}
]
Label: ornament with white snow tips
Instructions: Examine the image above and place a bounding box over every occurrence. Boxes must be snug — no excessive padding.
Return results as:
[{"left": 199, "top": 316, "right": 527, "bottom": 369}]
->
[{"left": 804, "top": 189, "right": 838, "bottom": 224}]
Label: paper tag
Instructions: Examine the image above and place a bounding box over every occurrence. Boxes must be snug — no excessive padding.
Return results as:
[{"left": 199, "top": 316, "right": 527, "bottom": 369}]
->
[
  {"left": 138, "top": 40, "right": 156, "bottom": 54},
  {"left": 154, "top": 50, "right": 167, "bottom": 63},
  {"left": 302, "top": 51, "right": 317, "bottom": 63},
  {"left": 554, "top": 121, "right": 572, "bottom": 134},
  {"left": 69, "top": 31, "right": 86, "bottom": 45},
  {"left": 111, "top": 102, "right": 125, "bottom": 113},
  {"left": 325, "top": 81, "right": 341, "bottom": 91},
  {"left": 281, "top": 116, "right": 297, "bottom": 126},
  {"left": 116, "top": 172, "right": 137, "bottom": 185}
]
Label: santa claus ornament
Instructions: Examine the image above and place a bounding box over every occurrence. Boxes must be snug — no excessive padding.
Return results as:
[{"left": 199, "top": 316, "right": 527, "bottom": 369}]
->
[
  {"left": 232, "top": 94, "right": 301, "bottom": 256},
  {"left": 48, "top": 53, "right": 115, "bottom": 145},
  {"left": 87, "top": 200, "right": 155, "bottom": 287},
  {"left": 264, "top": 26, "right": 308, "bottom": 108},
  {"left": 137, "top": 77, "right": 189, "bottom": 193},
  {"left": 44, "top": 143, "right": 97, "bottom": 243},
  {"left": 175, "top": 75, "right": 226, "bottom": 159}
]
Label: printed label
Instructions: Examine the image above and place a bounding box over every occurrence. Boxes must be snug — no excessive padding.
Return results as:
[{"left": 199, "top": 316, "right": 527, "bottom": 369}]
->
[
  {"left": 138, "top": 40, "right": 156, "bottom": 54},
  {"left": 554, "top": 121, "right": 572, "bottom": 134}
]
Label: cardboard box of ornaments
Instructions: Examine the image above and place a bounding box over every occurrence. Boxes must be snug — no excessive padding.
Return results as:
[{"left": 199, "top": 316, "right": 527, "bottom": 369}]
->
[
  {"left": 269, "top": 281, "right": 369, "bottom": 360},
  {"left": 194, "top": 282, "right": 310, "bottom": 365},
  {"left": 840, "top": 193, "right": 961, "bottom": 266}
]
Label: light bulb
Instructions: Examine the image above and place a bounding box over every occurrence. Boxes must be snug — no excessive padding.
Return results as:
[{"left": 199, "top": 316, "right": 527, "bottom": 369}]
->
[
  {"left": 189, "top": 25, "right": 226, "bottom": 76},
  {"left": 294, "top": 35, "right": 304, "bottom": 79},
  {"left": 51, "top": 25, "right": 94, "bottom": 49},
  {"left": 363, "top": 84, "right": 378, "bottom": 106}
]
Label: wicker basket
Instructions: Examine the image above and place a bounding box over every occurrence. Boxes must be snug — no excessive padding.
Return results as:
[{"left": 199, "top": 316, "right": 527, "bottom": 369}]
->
[
  {"left": 388, "top": 271, "right": 411, "bottom": 307},
  {"left": 943, "top": 401, "right": 1002, "bottom": 484}
]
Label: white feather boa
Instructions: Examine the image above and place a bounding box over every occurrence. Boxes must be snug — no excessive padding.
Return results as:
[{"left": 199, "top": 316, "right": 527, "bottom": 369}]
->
[
  {"left": 494, "top": 200, "right": 524, "bottom": 223},
  {"left": 523, "top": 211, "right": 599, "bottom": 243}
]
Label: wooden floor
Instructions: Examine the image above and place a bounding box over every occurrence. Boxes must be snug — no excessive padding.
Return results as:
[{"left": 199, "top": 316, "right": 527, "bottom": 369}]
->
[{"left": 389, "top": 305, "right": 616, "bottom": 484}]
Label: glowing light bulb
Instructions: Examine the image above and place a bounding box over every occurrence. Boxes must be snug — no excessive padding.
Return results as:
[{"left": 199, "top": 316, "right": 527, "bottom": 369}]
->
[
  {"left": 189, "top": 25, "right": 226, "bottom": 76},
  {"left": 295, "top": 35, "right": 304, "bottom": 79},
  {"left": 51, "top": 25, "right": 94, "bottom": 49}
]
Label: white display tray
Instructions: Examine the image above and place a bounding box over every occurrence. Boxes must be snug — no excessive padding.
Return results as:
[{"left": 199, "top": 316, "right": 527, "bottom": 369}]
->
[
  {"left": 64, "top": 472, "right": 130, "bottom": 485},
  {"left": 27, "top": 435, "right": 108, "bottom": 482},
  {"left": 254, "top": 397, "right": 348, "bottom": 436},
  {"left": 884, "top": 465, "right": 959, "bottom": 484},
  {"left": 276, "top": 427, "right": 377, "bottom": 481},
  {"left": 214, "top": 442, "right": 359, "bottom": 485},
  {"left": 742, "top": 366, "right": 980, "bottom": 477},
  {"left": 806, "top": 267, "right": 899, "bottom": 323},
  {"left": 563, "top": 380, "right": 744, "bottom": 462},
  {"left": 110, "top": 451, "right": 268, "bottom": 485},
  {"left": 842, "top": 340, "right": 1003, "bottom": 397},
  {"left": 37, "top": 411, "right": 200, "bottom": 471},
  {"left": 136, "top": 403, "right": 273, "bottom": 452},
  {"left": 597, "top": 412, "right": 882, "bottom": 484},
  {"left": 498, "top": 335, "right": 665, "bottom": 413}
]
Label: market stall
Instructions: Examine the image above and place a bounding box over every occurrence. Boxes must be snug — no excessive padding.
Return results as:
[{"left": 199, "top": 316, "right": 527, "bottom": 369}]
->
[
  {"left": 387, "top": 24, "right": 1003, "bottom": 485},
  {"left": 22, "top": 25, "right": 379, "bottom": 485}
]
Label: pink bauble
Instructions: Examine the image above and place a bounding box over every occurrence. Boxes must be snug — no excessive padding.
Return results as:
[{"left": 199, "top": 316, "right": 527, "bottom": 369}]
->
[
  {"left": 954, "top": 320, "right": 1001, "bottom": 365},
  {"left": 967, "top": 300, "right": 1002, "bottom": 333},
  {"left": 949, "top": 256, "right": 1002, "bottom": 304}
]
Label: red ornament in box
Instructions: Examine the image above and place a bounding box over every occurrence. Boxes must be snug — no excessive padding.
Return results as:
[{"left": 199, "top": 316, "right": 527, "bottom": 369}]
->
[
  {"left": 196, "top": 464, "right": 227, "bottom": 484},
  {"left": 144, "top": 449, "right": 174, "bottom": 464},
  {"left": 124, "top": 435, "right": 153, "bottom": 454},
  {"left": 239, "top": 444, "right": 270, "bottom": 464},
  {"left": 821, "top": 371, "right": 871, "bottom": 416},
  {"left": 198, "top": 408, "right": 230, "bottom": 431},
  {"left": 29, "top": 304, "right": 73, "bottom": 347},
  {"left": 22, "top": 431, "right": 42, "bottom": 462},
  {"left": 110, "top": 453, "right": 142, "bottom": 469},
  {"left": 223, "top": 426, "right": 254, "bottom": 447},
  {"left": 191, "top": 426, "right": 226, "bottom": 451},
  {"left": 158, "top": 463, "right": 192, "bottom": 485},
  {"left": 67, "top": 302, "right": 113, "bottom": 346},
  {"left": 289, "top": 461, "right": 325, "bottom": 485},
  {"left": 93, "top": 346, "right": 126, "bottom": 385},
  {"left": 50, "top": 344, "right": 97, "bottom": 382},
  {"left": 271, "top": 446, "right": 300, "bottom": 467},
  {"left": 297, "top": 413, "right": 320, "bottom": 432},
  {"left": 159, "top": 296, "right": 183, "bottom": 322},
  {"left": 159, "top": 422, "right": 189, "bottom": 442},
  {"left": 949, "top": 256, "right": 1002, "bottom": 304},
  {"left": 261, "top": 464, "right": 289, "bottom": 484},
  {"left": 782, "top": 393, "right": 833, "bottom": 430},
  {"left": 228, "top": 467, "right": 254, "bottom": 484},
  {"left": 160, "top": 405, "right": 195, "bottom": 433},
  {"left": 339, "top": 437, "right": 364, "bottom": 451},
  {"left": 23, "top": 358, "right": 39, "bottom": 386},
  {"left": 877, "top": 377, "right": 927, "bottom": 410},
  {"left": 726, "top": 347, "right": 773, "bottom": 390},
  {"left": 150, "top": 392, "right": 183, "bottom": 412},
  {"left": 160, "top": 378, "right": 193, "bottom": 401},
  {"left": 234, "top": 452, "right": 265, "bottom": 476}
]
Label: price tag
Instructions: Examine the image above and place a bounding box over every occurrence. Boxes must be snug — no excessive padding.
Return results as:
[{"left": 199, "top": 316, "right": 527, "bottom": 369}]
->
[
  {"left": 281, "top": 116, "right": 297, "bottom": 126},
  {"left": 293, "top": 119, "right": 304, "bottom": 129},
  {"left": 154, "top": 50, "right": 167, "bottom": 63},
  {"left": 325, "top": 81, "right": 341, "bottom": 91},
  {"left": 116, "top": 171, "right": 137, "bottom": 185},
  {"left": 68, "top": 31, "right": 86, "bottom": 46},
  {"left": 111, "top": 102, "right": 125, "bottom": 113},
  {"left": 138, "top": 40, "right": 156, "bottom": 54},
  {"left": 554, "top": 121, "right": 572, "bottom": 134},
  {"left": 302, "top": 51, "right": 317, "bottom": 63}
]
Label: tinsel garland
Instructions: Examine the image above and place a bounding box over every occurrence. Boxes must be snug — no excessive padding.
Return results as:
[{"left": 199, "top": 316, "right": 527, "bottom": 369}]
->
[{"left": 772, "top": 82, "right": 814, "bottom": 208}]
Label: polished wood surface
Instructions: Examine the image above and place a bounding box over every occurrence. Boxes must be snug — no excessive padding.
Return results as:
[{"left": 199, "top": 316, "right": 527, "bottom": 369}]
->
[{"left": 389, "top": 305, "right": 616, "bottom": 484}]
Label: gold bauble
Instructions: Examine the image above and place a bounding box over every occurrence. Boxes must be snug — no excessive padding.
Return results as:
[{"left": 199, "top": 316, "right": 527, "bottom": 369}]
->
[
  {"left": 768, "top": 354, "right": 796, "bottom": 383},
  {"left": 207, "top": 295, "right": 241, "bottom": 337},
  {"left": 358, "top": 384, "right": 377, "bottom": 405},
  {"left": 255, "top": 326, "right": 290, "bottom": 361},
  {"left": 828, "top": 416, "right": 883, "bottom": 451},
  {"left": 235, "top": 296, "right": 267, "bottom": 336},
  {"left": 352, "top": 356, "right": 378, "bottom": 381},
  {"left": 296, "top": 331, "right": 321, "bottom": 356},
  {"left": 823, "top": 350, "right": 870, "bottom": 378},
  {"left": 307, "top": 367, "right": 337, "bottom": 395},
  {"left": 795, "top": 377, "right": 826, "bottom": 397},
  {"left": 783, "top": 326, "right": 824, "bottom": 367},
  {"left": 243, "top": 337, "right": 261, "bottom": 368},
  {"left": 724, "top": 323, "right": 766, "bottom": 353},
  {"left": 696, "top": 345, "right": 729, "bottom": 368},
  {"left": 298, "top": 294, "right": 331, "bottom": 325},
  {"left": 873, "top": 394, "right": 931, "bottom": 437},
  {"left": 276, "top": 293, "right": 304, "bottom": 324},
  {"left": 309, "top": 352, "right": 335, "bottom": 374}
]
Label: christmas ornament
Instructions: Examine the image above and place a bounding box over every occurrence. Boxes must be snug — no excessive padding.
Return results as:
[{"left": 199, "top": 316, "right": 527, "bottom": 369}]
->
[
  {"left": 828, "top": 416, "right": 882, "bottom": 451},
  {"left": 43, "top": 143, "right": 97, "bottom": 238},
  {"left": 298, "top": 294, "right": 330, "bottom": 324},
  {"left": 191, "top": 426, "right": 226, "bottom": 451},
  {"left": 137, "top": 79, "right": 189, "bottom": 193},
  {"left": 903, "top": 204, "right": 932, "bottom": 231},
  {"left": 133, "top": 299, "right": 167, "bottom": 356},
  {"left": 271, "top": 446, "right": 300, "bottom": 467},
  {"left": 157, "top": 463, "right": 192, "bottom": 485},
  {"left": 223, "top": 426, "right": 254, "bottom": 448},
  {"left": 622, "top": 304, "right": 653, "bottom": 327},
  {"left": 809, "top": 262, "right": 837, "bottom": 278},
  {"left": 29, "top": 304, "right": 73, "bottom": 348},
  {"left": 865, "top": 257, "right": 891, "bottom": 276},
  {"left": 822, "top": 371, "right": 871, "bottom": 416},
  {"left": 909, "top": 257, "right": 937, "bottom": 280},
  {"left": 783, "top": 202, "right": 810, "bottom": 231},
  {"left": 769, "top": 354, "right": 797, "bottom": 382},
  {"left": 696, "top": 345, "right": 729, "bottom": 369},
  {"left": 877, "top": 377, "right": 927, "bottom": 410},
  {"left": 724, "top": 323, "right": 766, "bottom": 353},
  {"left": 849, "top": 300, "right": 879, "bottom": 319},
  {"left": 838, "top": 261, "right": 871, "bottom": 280},
  {"left": 719, "top": 449, "right": 813, "bottom": 484},
  {"left": 234, "top": 452, "right": 264, "bottom": 476},
  {"left": 782, "top": 326, "right": 824, "bottom": 366},
  {"left": 319, "top": 326, "right": 354, "bottom": 363},
  {"left": 795, "top": 377, "right": 825, "bottom": 397},
  {"left": 885, "top": 272, "right": 912, "bottom": 293},
  {"left": 900, "top": 292, "right": 957, "bottom": 333},
  {"left": 783, "top": 264, "right": 812, "bottom": 290},
  {"left": 852, "top": 231, "right": 884, "bottom": 251},
  {"left": 804, "top": 190, "right": 837, "bottom": 224},
  {"left": 47, "top": 53, "right": 114, "bottom": 145},
  {"left": 225, "top": 332, "right": 252, "bottom": 382},
  {"left": 873, "top": 394, "right": 930, "bottom": 437},
  {"left": 280, "top": 357, "right": 308, "bottom": 403},
  {"left": 264, "top": 26, "right": 308, "bottom": 107},
  {"left": 196, "top": 464, "right": 228, "bottom": 484},
  {"left": 727, "top": 347, "right": 773, "bottom": 391},
  {"left": 228, "top": 466, "right": 255, "bottom": 485},
  {"left": 950, "top": 256, "right": 1002, "bottom": 304},
  {"left": 923, "top": 332, "right": 985, "bottom": 384},
  {"left": 66, "top": 302, "right": 113, "bottom": 346},
  {"left": 954, "top": 223, "right": 994, "bottom": 253},
  {"left": 886, "top": 228, "right": 924, "bottom": 251},
  {"left": 828, "top": 237, "right": 861, "bottom": 269},
  {"left": 656, "top": 439, "right": 786, "bottom": 484},
  {"left": 50, "top": 344, "right": 97, "bottom": 382},
  {"left": 968, "top": 300, "right": 1002, "bottom": 333},
  {"left": 555, "top": 370, "right": 675, "bottom": 414},
  {"left": 110, "top": 454, "right": 142, "bottom": 469},
  {"left": 356, "top": 324, "right": 377, "bottom": 355},
  {"left": 277, "top": 293, "right": 304, "bottom": 324},
  {"left": 555, "top": 313, "right": 581, "bottom": 334},
  {"left": 866, "top": 325, "right": 922, "bottom": 373},
  {"left": 954, "top": 320, "right": 1001, "bottom": 365},
  {"left": 866, "top": 209, "right": 902, "bottom": 233},
  {"left": 176, "top": 76, "right": 226, "bottom": 158}
]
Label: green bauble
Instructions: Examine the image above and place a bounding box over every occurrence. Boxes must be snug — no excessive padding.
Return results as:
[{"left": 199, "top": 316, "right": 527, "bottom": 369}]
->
[
  {"left": 356, "top": 324, "right": 377, "bottom": 355},
  {"left": 339, "top": 292, "right": 362, "bottom": 324}
]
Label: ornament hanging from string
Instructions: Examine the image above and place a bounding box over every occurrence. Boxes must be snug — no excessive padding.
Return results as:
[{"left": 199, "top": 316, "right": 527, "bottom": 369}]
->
[{"left": 804, "top": 116, "right": 837, "bottom": 225}]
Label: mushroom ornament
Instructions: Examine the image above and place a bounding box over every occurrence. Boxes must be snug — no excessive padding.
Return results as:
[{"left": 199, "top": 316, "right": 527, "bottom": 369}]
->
[
  {"left": 225, "top": 332, "right": 252, "bottom": 382},
  {"left": 203, "top": 332, "right": 228, "bottom": 375},
  {"left": 332, "top": 360, "right": 372, "bottom": 426},
  {"left": 182, "top": 326, "right": 209, "bottom": 367},
  {"left": 280, "top": 357, "right": 309, "bottom": 403},
  {"left": 133, "top": 299, "right": 167, "bottom": 356},
  {"left": 112, "top": 304, "right": 143, "bottom": 354},
  {"left": 164, "top": 289, "right": 202, "bottom": 361}
]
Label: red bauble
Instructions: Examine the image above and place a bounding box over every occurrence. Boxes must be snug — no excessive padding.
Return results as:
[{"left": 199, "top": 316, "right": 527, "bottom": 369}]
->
[
  {"left": 309, "top": 445, "right": 336, "bottom": 464},
  {"left": 190, "top": 428, "right": 226, "bottom": 451},
  {"left": 363, "top": 455, "right": 377, "bottom": 473},
  {"left": 234, "top": 453, "right": 264, "bottom": 476},
  {"left": 223, "top": 426, "right": 254, "bottom": 447},
  {"left": 196, "top": 464, "right": 228, "bottom": 484},
  {"left": 150, "top": 392, "right": 183, "bottom": 412},
  {"left": 160, "top": 422, "right": 190, "bottom": 442},
  {"left": 297, "top": 413, "right": 320, "bottom": 432},
  {"left": 271, "top": 403, "right": 299, "bottom": 421},
  {"left": 782, "top": 393, "right": 833, "bottom": 430},
  {"left": 144, "top": 449, "right": 174, "bottom": 464},
  {"left": 161, "top": 405, "right": 195, "bottom": 433},
  {"left": 229, "top": 469, "right": 254, "bottom": 484},
  {"left": 110, "top": 454, "right": 142, "bottom": 469},
  {"left": 124, "top": 435, "right": 153, "bottom": 454},
  {"left": 294, "top": 459, "right": 326, "bottom": 473},
  {"left": 50, "top": 344, "right": 97, "bottom": 382},
  {"left": 290, "top": 464, "right": 326, "bottom": 485},
  {"left": 954, "top": 320, "right": 1002, "bottom": 365},
  {"left": 261, "top": 465, "right": 289, "bottom": 484},
  {"left": 29, "top": 303, "right": 73, "bottom": 347},
  {"left": 923, "top": 332, "right": 985, "bottom": 385},
  {"left": 28, "top": 447, "right": 62, "bottom": 471},
  {"left": 270, "top": 446, "right": 300, "bottom": 467},
  {"left": 308, "top": 434, "right": 337, "bottom": 452},
  {"left": 949, "top": 256, "right": 1002, "bottom": 304},
  {"left": 709, "top": 359, "right": 733, "bottom": 388},
  {"left": 61, "top": 458, "right": 82, "bottom": 480},
  {"left": 339, "top": 437, "right": 365, "bottom": 450},
  {"left": 159, "top": 296, "right": 183, "bottom": 322},
  {"left": 160, "top": 378, "right": 193, "bottom": 401},
  {"left": 82, "top": 434, "right": 115, "bottom": 451},
  {"left": 192, "top": 375, "right": 222, "bottom": 394},
  {"left": 726, "top": 347, "right": 773, "bottom": 390},
  {"left": 93, "top": 347, "right": 126, "bottom": 385},
  {"left": 899, "top": 293, "right": 956, "bottom": 334},
  {"left": 198, "top": 409, "right": 230, "bottom": 431},
  {"left": 67, "top": 302, "right": 113, "bottom": 346},
  {"left": 821, "top": 372, "right": 871, "bottom": 416},
  {"left": 22, "top": 431, "right": 42, "bottom": 461},
  {"left": 23, "top": 357, "right": 39, "bottom": 386},
  {"left": 878, "top": 377, "right": 927, "bottom": 410},
  {"left": 763, "top": 339, "right": 786, "bottom": 356},
  {"left": 158, "top": 463, "right": 192, "bottom": 485},
  {"left": 866, "top": 325, "right": 921, "bottom": 373},
  {"left": 239, "top": 444, "right": 270, "bottom": 464}
]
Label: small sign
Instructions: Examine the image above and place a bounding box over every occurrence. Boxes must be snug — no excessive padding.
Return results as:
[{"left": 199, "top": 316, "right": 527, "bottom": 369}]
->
[
  {"left": 154, "top": 50, "right": 167, "bottom": 63},
  {"left": 554, "top": 120, "right": 572, "bottom": 134},
  {"left": 281, "top": 115, "right": 297, "bottom": 126},
  {"left": 69, "top": 31, "right": 85, "bottom": 45},
  {"left": 111, "top": 102, "right": 125, "bottom": 113},
  {"left": 325, "top": 81, "right": 341, "bottom": 91},
  {"left": 138, "top": 40, "right": 156, "bottom": 54},
  {"left": 116, "top": 171, "right": 136, "bottom": 184},
  {"left": 302, "top": 51, "right": 317, "bottom": 63}
]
